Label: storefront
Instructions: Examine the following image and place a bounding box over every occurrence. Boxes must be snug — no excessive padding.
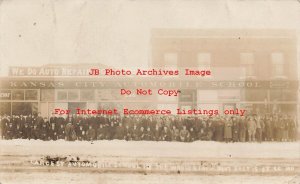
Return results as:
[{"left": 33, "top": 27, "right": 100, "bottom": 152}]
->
[{"left": 0, "top": 77, "right": 298, "bottom": 118}]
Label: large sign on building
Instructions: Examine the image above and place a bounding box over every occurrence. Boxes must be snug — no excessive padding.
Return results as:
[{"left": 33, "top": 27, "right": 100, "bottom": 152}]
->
[
  {"left": 9, "top": 67, "right": 92, "bottom": 76},
  {"left": 0, "top": 79, "right": 298, "bottom": 89}
]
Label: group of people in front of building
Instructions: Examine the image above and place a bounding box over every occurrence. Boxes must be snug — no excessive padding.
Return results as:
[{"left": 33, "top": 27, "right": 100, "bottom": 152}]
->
[{"left": 0, "top": 113, "right": 297, "bottom": 142}]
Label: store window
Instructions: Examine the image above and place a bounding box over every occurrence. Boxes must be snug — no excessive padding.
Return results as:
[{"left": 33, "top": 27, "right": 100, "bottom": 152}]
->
[
  {"left": 80, "top": 90, "right": 95, "bottom": 101},
  {"left": 68, "top": 90, "right": 79, "bottom": 101},
  {"left": 25, "top": 90, "right": 38, "bottom": 100},
  {"left": 241, "top": 89, "right": 267, "bottom": 102},
  {"left": 56, "top": 90, "right": 68, "bottom": 101},
  {"left": 12, "top": 90, "right": 24, "bottom": 100},
  {"left": 96, "top": 89, "right": 117, "bottom": 101},
  {"left": 12, "top": 102, "right": 38, "bottom": 115},
  {"left": 218, "top": 90, "right": 240, "bottom": 100},
  {"left": 41, "top": 89, "right": 55, "bottom": 101},
  {"left": 270, "top": 89, "right": 297, "bottom": 101}
]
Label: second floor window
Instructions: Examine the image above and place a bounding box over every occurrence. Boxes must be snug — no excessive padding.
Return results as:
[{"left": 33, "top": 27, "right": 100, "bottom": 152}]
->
[
  {"left": 164, "top": 52, "right": 178, "bottom": 69},
  {"left": 271, "top": 52, "right": 285, "bottom": 78},
  {"left": 240, "top": 53, "right": 255, "bottom": 77},
  {"left": 197, "top": 53, "right": 211, "bottom": 69}
]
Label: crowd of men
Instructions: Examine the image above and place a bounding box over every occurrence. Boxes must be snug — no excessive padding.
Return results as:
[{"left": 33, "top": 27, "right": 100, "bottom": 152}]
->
[{"left": 0, "top": 114, "right": 298, "bottom": 142}]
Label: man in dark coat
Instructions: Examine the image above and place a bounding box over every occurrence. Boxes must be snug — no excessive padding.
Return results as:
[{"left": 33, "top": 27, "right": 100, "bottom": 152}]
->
[
  {"left": 138, "top": 126, "right": 145, "bottom": 140},
  {"left": 96, "top": 124, "right": 106, "bottom": 140},
  {"left": 19, "top": 115, "right": 26, "bottom": 128},
  {"left": 30, "top": 124, "right": 40, "bottom": 140},
  {"left": 247, "top": 117, "right": 257, "bottom": 142},
  {"left": 278, "top": 117, "right": 285, "bottom": 142},
  {"left": 287, "top": 116, "right": 296, "bottom": 141},
  {"left": 255, "top": 116, "right": 264, "bottom": 143},
  {"left": 40, "top": 119, "right": 49, "bottom": 141},
  {"left": 86, "top": 125, "right": 96, "bottom": 141},
  {"left": 0, "top": 116, "right": 9, "bottom": 139},
  {"left": 107, "top": 122, "right": 116, "bottom": 140},
  {"left": 161, "top": 126, "right": 171, "bottom": 141},
  {"left": 22, "top": 122, "right": 31, "bottom": 139},
  {"left": 123, "top": 125, "right": 132, "bottom": 141},
  {"left": 65, "top": 122, "right": 76, "bottom": 141},
  {"left": 35, "top": 114, "right": 44, "bottom": 129},
  {"left": 238, "top": 116, "right": 246, "bottom": 142},
  {"left": 214, "top": 118, "right": 224, "bottom": 142},
  {"left": 144, "top": 127, "right": 153, "bottom": 141},
  {"left": 282, "top": 116, "right": 289, "bottom": 142},
  {"left": 232, "top": 117, "right": 239, "bottom": 142},
  {"left": 132, "top": 124, "right": 139, "bottom": 141},
  {"left": 272, "top": 116, "right": 279, "bottom": 141},
  {"left": 224, "top": 118, "right": 233, "bottom": 143},
  {"left": 198, "top": 127, "right": 207, "bottom": 140},
  {"left": 15, "top": 123, "right": 23, "bottom": 139},
  {"left": 264, "top": 116, "right": 273, "bottom": 141},
  {"left": 189, "top": 127, "right": 197, "bottom": 142},
  {"left": 25, "top": 114, "right": 34, "bottom": 127},
  {"left": 206, "top": 120, "right": 215, "bottom": 141},
  {"left": 48, "top": 122, "right": 58, "bottom": 140},
  {"left": 76, "top": 124, "right": 86, "bottom": 141},
  {"left": 179, "top": 125, "right": 190, "bottom": 142},
  {"left": 114, "top": 123, "right": 124, "bottom": 140},
  {"left": 6, "top": 122, "right": 14, "bottom": 139},
  {"left": 57, "top": 124, "right": 65, "bottom": 139},
  {"left": 170, "top": 125, "right": 180, "bottom": 141},
  {"left": 153, "top": 124, "right": 161, "bottom": 141}
]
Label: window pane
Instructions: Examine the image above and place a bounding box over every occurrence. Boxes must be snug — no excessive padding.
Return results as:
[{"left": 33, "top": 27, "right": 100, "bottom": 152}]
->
[
  {"left": 179, "top": 90, "right": 196, "bottom": 102},
  {"left": 242, "top": 89, "right": 267, "bottom": 101},
  {"left": 25, "top": 90, "right": 38, "bottom": 100},
  {"left": 12, "top": 102, "right": 38, "bottom": 116},
  {"left": 41, "top": 89, "right": 55, "bottom": 101},
  {"left": 80, "top": 90, "right": 95, "bottom": 101},
  {"left": 270, "top": 89, "right": 297, "bottom": 101},
  {"left": 12, "top": 90, "right": 24, "bottom": 100},
  {"left": 57, "top": 91, "right": 67, "bottom": 101},
  {"left": 68, "top": 90, "right": 79, "bottom": 101}
]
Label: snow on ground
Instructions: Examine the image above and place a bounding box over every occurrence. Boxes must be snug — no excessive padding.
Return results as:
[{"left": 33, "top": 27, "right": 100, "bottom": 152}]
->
[
  {"left": 0, "top": 173, "right": 298, "bottom": 184},
  {"left": 0, "top": 139, "right": 299, "bottom": 159},
  {"left": 0, "top": 140, "right": 299, "bottom": 184}
]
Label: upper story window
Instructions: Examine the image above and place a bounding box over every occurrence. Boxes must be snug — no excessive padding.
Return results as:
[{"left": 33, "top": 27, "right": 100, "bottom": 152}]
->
[
  {"left": 240, "top": 53, "right": 255, "bottom": 78},
  {"left": 197, "top": 53, "right": 211, "bottom": 69},
  {"left": 164, "top": 52, "right": 178, "bottom": 69},
  {"left": 271, "top": 52, "right": 285, "bottom": 78}
]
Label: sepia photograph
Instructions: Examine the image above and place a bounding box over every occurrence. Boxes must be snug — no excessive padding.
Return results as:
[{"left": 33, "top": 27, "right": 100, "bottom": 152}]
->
[{"left": 0, "top": 0, "right": 299, "bottom": 183}]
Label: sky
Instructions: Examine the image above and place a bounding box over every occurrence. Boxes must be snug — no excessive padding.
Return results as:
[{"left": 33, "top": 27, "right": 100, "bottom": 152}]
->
[{"left": 0, "top": 0, "right": 299, "bottom": 77}]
